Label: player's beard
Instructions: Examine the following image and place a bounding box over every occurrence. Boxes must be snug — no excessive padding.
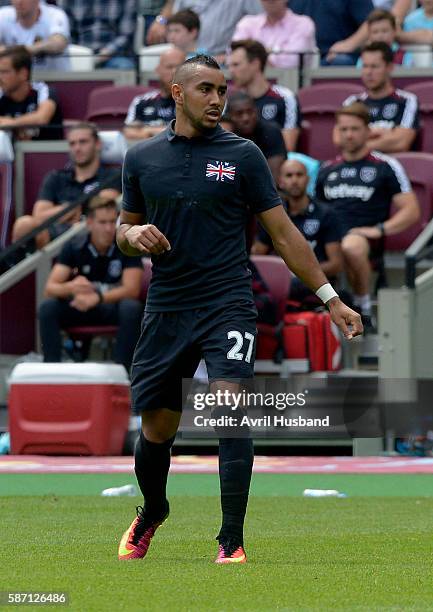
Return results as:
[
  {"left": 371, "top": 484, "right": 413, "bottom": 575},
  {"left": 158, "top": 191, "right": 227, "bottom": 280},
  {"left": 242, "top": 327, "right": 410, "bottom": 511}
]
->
[{"left": 183, "top": 99, "right": 218, "bottom": 134}]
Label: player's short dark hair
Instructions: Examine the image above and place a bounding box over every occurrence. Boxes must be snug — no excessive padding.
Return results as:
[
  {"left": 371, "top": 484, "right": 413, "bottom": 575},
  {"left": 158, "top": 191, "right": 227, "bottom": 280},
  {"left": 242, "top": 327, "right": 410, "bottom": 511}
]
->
[
  {"left": 174, "top": 54, "right": 221, "bottom": 83},
  {"left": 67, "top": 121, "right": 100, "bottom": 141},
  {"left": 167, "top": 9, "right": 200, "bottom": 33},
  {"left": 361, "top": 41, "right": 394, "bottom": 64},
  {"left": 367, "top": 8, "right": 397, "bottom": 29},
  {"left": 335, "top": 102, "right": 370, "bottom": 126},
  {"left": 87, "top": 194, "right": 117, "bottom": 217},
  {"left": 230, "top": 39, "right": 268, "bottom": 72},
  {"left": 0, "top": 45, "right": 32, "bottom": 78}
]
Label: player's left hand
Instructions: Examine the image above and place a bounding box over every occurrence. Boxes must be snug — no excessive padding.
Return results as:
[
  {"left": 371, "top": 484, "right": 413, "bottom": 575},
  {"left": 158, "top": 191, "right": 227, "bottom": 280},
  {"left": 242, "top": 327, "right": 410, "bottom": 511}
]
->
[
  {"left": 70, "top": 291, "right": 100, "bottom": 312},
  {"left": 327, "top": 297, "right": 363, "bottom": 340},
  {"left": 349, "top": 226, "right": 382, "bottom": 239}
]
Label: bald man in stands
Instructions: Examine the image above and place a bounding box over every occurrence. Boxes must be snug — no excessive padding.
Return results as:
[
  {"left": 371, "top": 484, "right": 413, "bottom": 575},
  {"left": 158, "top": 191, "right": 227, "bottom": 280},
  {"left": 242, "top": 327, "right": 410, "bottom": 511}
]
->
[{"left": 124, "top": 47, "right": 185, "bottom": 140}]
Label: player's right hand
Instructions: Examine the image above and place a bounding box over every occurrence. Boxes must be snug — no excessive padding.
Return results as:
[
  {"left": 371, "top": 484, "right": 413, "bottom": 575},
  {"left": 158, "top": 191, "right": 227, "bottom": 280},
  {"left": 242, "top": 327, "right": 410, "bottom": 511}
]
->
[
  {"left": 125, "top": 224, "right": 171, "bottom": 255},
  {"left": 69, "top": 275, "right": 94, "bottom": 295}
]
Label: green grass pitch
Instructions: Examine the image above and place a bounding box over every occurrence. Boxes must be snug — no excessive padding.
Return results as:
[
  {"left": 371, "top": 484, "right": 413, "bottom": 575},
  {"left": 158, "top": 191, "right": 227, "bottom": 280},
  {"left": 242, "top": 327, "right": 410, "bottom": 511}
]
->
[{"left": 1, "top": 473, "right": 433, "bottom": 611}]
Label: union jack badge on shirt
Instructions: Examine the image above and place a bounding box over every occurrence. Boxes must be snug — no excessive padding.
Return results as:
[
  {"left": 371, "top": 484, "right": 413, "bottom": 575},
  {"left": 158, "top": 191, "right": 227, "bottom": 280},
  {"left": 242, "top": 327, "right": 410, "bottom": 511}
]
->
[{"left": 205, "top": 160, "right": 236, "bottom": 182}]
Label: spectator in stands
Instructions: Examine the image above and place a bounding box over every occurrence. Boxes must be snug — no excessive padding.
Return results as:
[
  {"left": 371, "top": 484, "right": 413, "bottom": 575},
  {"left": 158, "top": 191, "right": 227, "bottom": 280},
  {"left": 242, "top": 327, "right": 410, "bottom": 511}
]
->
[
  {"left": 57, "top": 0, "right": 136, "bottom": 69},
  {"left": 358, "top": 9, "right": 409, "bottom": 65},
  {"left": 289, "top": 0, "right": 374, "bottom": 66},
  {"left": 226, "top": 91, "right": 286, "bottom": 182},
  {"left": 140, "top": 0, "right": 167, "bottom": 44},
  {"left": 146, "top": 0, "right": 263, "bottom": 61},
  {"left": 12, "top": 121, "right": 121, "bottom": 249},
  {"left": 38, "top": 197, "right": 143, "bottom": 372},
  {"left": 232, "top": 0, "right": 316, "bottom": 68},
  {"left": 166, "top": 9, "right": 207, "bottom": 57},
  {"left": 0, "top": 45, "right": 62, "bottom": 140},
  {"left": 342, "top": 42, "right": 419, "bottom": 153},
  {"left": 123, "top": 47, "right": 185, "bottom": 141},
  {"left": 0, "top": 0, "right": 70, "bottom": 71},
  {"left": 374, "top": 0, "right": 413, "bottom": 25},
  {"left": 316, "top": 102, "right": 419, "bottom": 328},
  {"left": 253, "top": 158, "right": 343, "bottom": 300},
  {"left": 320, "top": 1, "right": 415, "bottom": 59},
  {"left": 401, "top": 0, "right": 433, "bottom": 45},
  {"left": 228, "top": 39, "right": 301, "bottom": 151}
]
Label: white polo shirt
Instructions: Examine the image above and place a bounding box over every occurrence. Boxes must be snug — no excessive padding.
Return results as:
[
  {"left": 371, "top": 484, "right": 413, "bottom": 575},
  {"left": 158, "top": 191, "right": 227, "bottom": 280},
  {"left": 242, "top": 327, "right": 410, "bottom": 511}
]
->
[{"left": 0, "top": 1, "right": 70, "bottom": 71}]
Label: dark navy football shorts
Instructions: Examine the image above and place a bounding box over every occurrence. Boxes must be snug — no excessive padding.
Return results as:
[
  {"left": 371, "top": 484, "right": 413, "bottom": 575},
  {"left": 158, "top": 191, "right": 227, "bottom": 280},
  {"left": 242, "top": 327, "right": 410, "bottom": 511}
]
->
[{"left": 131, "top": 301, "right": 257, "bottom": 413}]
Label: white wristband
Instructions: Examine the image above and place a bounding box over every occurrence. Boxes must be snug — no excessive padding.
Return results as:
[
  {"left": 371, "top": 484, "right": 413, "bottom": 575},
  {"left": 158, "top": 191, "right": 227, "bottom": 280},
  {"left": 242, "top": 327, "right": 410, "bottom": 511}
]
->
[{"left": 315, "top": 283, "right": 339, "bottom": 304}]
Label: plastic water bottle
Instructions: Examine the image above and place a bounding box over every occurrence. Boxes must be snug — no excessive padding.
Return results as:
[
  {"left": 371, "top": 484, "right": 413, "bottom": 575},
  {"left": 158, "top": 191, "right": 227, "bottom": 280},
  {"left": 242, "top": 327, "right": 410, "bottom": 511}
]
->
[
  {"left": 0, "top": 432, "right": 10, "bottom": 454},
  {"left": 101, "top": 484, "right": 137, "bottom": 497},
  {"left": 303, "top": 488, "right": 348, "bottom": 498}
]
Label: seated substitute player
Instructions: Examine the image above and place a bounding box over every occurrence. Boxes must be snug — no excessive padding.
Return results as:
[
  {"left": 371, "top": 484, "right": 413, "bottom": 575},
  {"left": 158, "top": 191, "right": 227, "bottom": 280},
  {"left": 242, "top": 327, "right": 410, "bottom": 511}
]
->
[
  {"left": 116, "top": 54, "right": 362, "bottom": 565},
  {"left": 12, "top": 122, "right": 121, "bottom": 250},
  {"left": 317, "top": 102, "right": 420, "bottom": 327},
  {"left": 38, "top": 198, "right": 143, "bottom": 372},
  {"left": 226, "top": 91, "right": 286, "bottom": 183},
  {"left": 0, "top": 45, "right": 62, "bottom": 140},
  {"left": 341, "top": 42, "right": 419, "bottom": 153},
  {"left": 123, "top": 47, "right": 185, "bottom": 141},
  {"left": 252, "top": 159, "right": 344, "bottom": 301},
  {"left": 228, "top": 39, "right": 302, "bottom": 151}
]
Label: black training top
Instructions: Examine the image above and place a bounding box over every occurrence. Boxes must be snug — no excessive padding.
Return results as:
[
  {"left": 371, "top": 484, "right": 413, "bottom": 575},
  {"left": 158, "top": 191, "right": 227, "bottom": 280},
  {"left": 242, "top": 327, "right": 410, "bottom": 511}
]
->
[
  {"left": 125, "top": 90, "right": 176, "bottom": 126},
  {"left": 58, "top": 233, "right": 142, "bottom": 293},
  {"left": 38, "top": 164, "right": 122, "bottom": 210},
  {"left": 0, "top": 82, "right": 63, "bottom": 140},
  {"left": 343, "top": 89, "right": 419, "bottom": 131},
  {"left": 257, "top": 198, "right": 343, "bottom": 262},
  {"left": 315, "top": 151, "right": 411, "bottom": 233},
  {"left": 122, "top": 121, "right": 282, "bottom": 311},
  {"left": 248, "top": 119, "right": 287, "bottom": 160}
]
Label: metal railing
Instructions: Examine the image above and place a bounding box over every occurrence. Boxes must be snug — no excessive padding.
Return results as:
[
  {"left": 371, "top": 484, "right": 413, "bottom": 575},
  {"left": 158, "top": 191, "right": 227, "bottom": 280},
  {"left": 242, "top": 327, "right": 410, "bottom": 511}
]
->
[{"left": 405, "top": 218, "right": 433, "bottom": 289}]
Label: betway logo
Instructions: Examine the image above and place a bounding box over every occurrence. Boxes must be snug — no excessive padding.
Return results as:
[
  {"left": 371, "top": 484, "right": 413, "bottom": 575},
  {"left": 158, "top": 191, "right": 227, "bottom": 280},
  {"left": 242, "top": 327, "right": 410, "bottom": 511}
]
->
[
  {"left": 370, "top": 120, "right": 395, "bottom": 129},
  {"left": 324, "top": 183, "right": 375, "bottom": 202}
]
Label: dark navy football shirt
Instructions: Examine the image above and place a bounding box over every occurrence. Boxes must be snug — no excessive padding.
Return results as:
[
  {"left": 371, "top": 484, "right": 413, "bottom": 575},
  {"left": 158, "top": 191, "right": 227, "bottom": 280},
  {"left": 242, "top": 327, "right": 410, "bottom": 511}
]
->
[
  {"left": 58, "top": 233, "right": 142, "bottom": 292},
  {"left": 343, "top": 89, "right": 419, "bottom": 131},
  {"left": 257, "top": 198, "right": 343, "bottom": 262},
  {"left": 315, "top": 152, "right": 411, "bottom": 233},
  {"left": 122, "top": 121, "right": 282, "bottom": 311}
]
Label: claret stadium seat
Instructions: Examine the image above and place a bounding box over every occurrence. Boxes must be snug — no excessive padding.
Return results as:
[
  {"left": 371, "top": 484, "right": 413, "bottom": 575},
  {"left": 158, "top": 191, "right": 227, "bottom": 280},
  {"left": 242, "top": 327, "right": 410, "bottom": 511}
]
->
[
  {"left": 85, "top": 85, "right": 151, "bottom": 128},
  {"left": 251, "top": 255, "right": 292, "bottom": 370},
  {"left": 297, "top": 83, "right": 363, "bottom": 160}
]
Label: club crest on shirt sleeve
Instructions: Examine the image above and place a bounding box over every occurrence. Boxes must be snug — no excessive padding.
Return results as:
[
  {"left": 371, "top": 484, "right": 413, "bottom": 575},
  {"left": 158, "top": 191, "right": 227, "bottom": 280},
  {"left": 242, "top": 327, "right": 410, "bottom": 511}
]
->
[{"left": 205, "top": 160, "right": 236, "bottom": 182}]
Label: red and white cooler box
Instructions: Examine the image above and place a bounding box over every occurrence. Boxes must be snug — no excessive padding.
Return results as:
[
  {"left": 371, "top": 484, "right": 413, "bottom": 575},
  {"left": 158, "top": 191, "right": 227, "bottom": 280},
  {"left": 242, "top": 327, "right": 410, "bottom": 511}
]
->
[{"left": 8, "top": 363, "right": 131, "bottom": 455}]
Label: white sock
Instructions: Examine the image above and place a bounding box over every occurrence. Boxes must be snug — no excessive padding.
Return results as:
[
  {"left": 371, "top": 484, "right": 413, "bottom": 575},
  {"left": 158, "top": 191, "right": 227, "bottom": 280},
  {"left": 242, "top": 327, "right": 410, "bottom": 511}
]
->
[{"left": 353, "top": 294, "right": 371, "bottom": 314}]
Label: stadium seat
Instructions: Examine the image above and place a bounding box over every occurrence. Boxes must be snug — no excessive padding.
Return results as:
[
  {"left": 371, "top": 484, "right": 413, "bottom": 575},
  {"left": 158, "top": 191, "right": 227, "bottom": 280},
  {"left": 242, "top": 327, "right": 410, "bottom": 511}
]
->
[
  {"left": 297, "top": 83, "right": 363, "bottom": 161},
  {"left": 251, "top": 255, "right": 291, "bottom": 368},
  {"left": 67, "top": 44, "right": 94, "bottom": 71},
  {"left": 98, "top": 131, "right": 128, "bottom": 164},
  {"left": 404, "top": 82, "right": 433, "bottom": 153},
  {"left": 251, "top": 255, "right": 291, "bottom": 321},
  {"left": 85, "top": 85, "right": 151, "bottom": 128},
  {"left": 47, "top": 78, "right": 119, "bottom": 123},
  {"left": 63, "top": 258, "right": 152, "bottom": 362},
  {"left": 138, "top": 43, "right": 173, "bottom": 73},
  {"left": 401, "top": 44, "right": 433, "bottom": 68},
  {"left": 386, "top": 152, "right": 433, "bottom": 251}
]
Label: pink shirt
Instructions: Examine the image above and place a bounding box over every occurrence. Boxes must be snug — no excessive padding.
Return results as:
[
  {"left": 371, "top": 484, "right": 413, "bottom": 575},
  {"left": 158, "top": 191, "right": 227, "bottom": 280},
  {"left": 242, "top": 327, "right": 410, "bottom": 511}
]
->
[{"left": 232, "top": 9, "right": 316, "bottom": 68}]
